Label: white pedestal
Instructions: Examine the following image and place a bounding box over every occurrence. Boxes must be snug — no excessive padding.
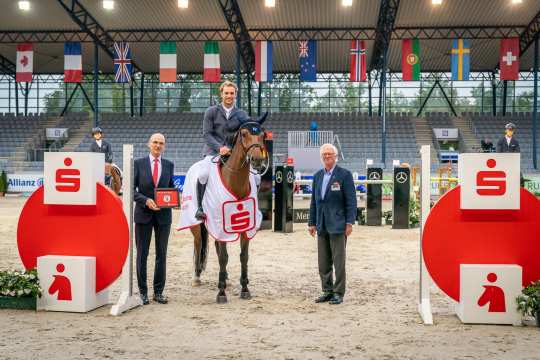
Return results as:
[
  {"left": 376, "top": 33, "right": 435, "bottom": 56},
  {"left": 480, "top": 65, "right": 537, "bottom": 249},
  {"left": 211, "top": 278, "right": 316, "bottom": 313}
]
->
[
  {"left": 37, "top": 255, "right": 109, "bottom": 313},
  {"left": 456, "top": 264, "right": 522, "bottom": 325}
]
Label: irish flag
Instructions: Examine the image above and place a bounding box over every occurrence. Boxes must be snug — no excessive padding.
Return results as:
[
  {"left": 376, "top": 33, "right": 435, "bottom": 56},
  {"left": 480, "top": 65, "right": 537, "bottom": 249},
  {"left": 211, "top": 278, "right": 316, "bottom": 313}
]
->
[
  {"left": 16, "top": 43, "right": 33, "bottom": 83},
  {"left": 204, "top": 41, "right": 221, "bottom": 82},
  {"left": 160, "top": 42, "right": 177, "bottom": 83},
  {"left": 402, "top": 39, "right": 420, "bottom": 81}
]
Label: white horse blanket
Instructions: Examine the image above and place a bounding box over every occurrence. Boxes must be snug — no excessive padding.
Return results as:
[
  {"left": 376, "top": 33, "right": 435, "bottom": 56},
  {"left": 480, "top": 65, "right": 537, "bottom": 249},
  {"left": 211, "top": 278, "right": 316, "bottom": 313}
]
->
[{"left": 177, "top": 159, "right": 262, "bottom": 242}]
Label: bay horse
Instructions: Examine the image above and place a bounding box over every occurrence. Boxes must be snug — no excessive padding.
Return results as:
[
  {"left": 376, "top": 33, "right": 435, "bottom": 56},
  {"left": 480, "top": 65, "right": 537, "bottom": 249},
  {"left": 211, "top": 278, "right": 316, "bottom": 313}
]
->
[
  {"left": 105, "top": 163, "right": 123, "bottom": 196},
  {"left": 190, "top": 114, "right": 268, "bottom": 303}
]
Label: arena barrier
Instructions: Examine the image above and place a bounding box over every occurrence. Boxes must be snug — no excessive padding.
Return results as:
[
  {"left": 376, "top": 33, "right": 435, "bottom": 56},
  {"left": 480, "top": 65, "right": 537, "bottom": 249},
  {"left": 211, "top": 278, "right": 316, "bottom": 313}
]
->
[{"left": 417, "top": 145, "right": 540, "bottom": 326}]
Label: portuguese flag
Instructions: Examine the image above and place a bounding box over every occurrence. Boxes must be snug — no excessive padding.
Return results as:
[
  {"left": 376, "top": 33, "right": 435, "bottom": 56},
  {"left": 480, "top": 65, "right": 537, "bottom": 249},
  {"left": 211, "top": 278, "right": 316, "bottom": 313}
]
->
[
  {"left": 204, "top": 41, "right": 221, "bottom": 83},
  {"left": 159, "top": 42, "right": 177, "bottom": 83},
  {"left": 402, "top": 39, "right": 420, "bottom": 81}
]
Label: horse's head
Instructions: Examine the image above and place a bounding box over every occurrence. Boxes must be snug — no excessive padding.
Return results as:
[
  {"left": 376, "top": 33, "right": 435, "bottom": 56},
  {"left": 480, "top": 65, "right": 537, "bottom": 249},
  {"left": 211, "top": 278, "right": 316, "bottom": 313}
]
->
[{"left": 231, "top": 112, "right": 269, "bottom": 173}]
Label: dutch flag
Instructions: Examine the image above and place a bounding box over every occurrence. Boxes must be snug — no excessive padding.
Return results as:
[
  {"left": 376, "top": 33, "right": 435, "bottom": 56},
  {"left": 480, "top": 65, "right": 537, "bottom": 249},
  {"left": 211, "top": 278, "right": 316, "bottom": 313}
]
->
[
  {"left": 64, "top": 42, "right": 82, "bottom": 83},
  {"left": 255, "top": 41, "right": 273, "bottom": 83}
]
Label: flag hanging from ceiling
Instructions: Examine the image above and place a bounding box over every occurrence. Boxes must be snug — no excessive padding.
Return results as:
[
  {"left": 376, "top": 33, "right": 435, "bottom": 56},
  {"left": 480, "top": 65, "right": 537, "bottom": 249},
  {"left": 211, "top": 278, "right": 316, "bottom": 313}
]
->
[
  {"left": 16, "top": 43, "right": 33, "bottom": 83},
  {"left": 204, "top": 41, "right": 221, "bottom": 82},
  {"left": 401, "top": 39, "right": 420, "bottom": 81},
  {"left": 299, "top": 40, "right": 317, "bottom": 82},
  {"left": 255, "top": 40, "right": 273, "bottom": 82},
  {"left": 64, "top": 42, "right": 82, "bottom": 83},
  {"left": 451, "top": 39, "right": 470, "bottom": 81},
  {"left": 160, "top": 42, "right": 177, "bottom": 83},
  {"left": 349, "top": 40, "right": 366, "bottom": 82},
  {"left": 500, "top": 38, "right": 520, "bottom": 81},
  {"left": 113, "top": 42, "right": 132, "bottom": 83}
]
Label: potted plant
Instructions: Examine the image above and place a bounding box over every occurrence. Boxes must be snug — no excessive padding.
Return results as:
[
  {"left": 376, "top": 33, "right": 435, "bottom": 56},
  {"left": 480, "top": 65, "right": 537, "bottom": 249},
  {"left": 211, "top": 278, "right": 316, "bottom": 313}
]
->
[
  {"left": 0, "top": 269, "right": 42, "bottom": 310},
  {"left": 383, "top": 210, "right": 392, "bottom": 225},
  {"left": 0, "top": 170, "right": 7, "bottom": 196},
  {"left": 409, "top": 198, "right": 420, "bottom": 228},
  {"left": 516, "top": 280, "right": 540, "bottom": 326}
]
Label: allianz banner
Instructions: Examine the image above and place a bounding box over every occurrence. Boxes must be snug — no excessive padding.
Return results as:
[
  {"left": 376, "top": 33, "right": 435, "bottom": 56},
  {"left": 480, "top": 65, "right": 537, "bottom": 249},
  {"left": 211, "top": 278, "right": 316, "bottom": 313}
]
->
[{"left": 8, "top": 173, "right": 44, "bottom": 192}]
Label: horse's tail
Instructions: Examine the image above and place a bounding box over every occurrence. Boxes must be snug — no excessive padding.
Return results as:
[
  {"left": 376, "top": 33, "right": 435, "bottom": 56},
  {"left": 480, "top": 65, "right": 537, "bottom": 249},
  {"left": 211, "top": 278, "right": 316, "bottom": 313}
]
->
[{"left": 199, "top": 223, "right": 209, "bottom": 272}]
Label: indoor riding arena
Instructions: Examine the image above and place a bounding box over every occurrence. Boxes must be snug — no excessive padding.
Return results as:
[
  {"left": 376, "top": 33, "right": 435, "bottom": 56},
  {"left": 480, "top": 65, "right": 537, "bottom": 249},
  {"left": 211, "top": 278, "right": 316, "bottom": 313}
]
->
[{"left": 1, "top": 1, "right": 540, "bottom": 359}]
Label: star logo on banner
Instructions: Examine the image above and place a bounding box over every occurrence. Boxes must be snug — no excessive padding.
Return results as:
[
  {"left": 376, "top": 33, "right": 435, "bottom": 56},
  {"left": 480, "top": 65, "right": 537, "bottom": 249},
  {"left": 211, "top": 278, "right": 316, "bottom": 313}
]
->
[{"left": 20, "top": 56, "right": 28, "bottom": 67}]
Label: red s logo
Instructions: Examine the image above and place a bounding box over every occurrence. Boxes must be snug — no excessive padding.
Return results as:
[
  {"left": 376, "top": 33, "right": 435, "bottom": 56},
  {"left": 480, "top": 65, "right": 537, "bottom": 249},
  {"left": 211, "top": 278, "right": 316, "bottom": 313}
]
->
[
  {"left": 476, "top": 159, "right": 506, "bottom": 196},
  {"left": 230, "top": 204, "right": 250, "bottom": 231},
  {"left": 55, "top": 157, "right": 80, "bottom": 192}
]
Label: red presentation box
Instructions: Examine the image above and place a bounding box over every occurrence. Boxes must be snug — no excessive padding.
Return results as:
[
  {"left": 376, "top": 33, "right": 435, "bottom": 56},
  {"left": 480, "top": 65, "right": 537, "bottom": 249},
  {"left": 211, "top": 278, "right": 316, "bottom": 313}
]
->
[{"left": 154, "top": 188, "right": 180, "bottom": 208}]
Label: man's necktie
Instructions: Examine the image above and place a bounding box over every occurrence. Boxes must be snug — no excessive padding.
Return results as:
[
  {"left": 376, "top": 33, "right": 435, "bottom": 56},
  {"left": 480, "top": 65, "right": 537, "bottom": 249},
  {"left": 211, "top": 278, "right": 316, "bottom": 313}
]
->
[{"left": 152, "top": 158, "right": 159, "bottom": 186}]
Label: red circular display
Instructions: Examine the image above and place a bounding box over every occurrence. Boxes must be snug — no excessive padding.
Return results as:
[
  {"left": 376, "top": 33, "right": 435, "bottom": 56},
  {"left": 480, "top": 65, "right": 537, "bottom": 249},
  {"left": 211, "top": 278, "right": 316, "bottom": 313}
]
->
[
  {"left": 422, "top": 186, "right": 540, "bottom": 301},
  {"left": 17, "top": 184, "right": 129, "bottom": 292}
]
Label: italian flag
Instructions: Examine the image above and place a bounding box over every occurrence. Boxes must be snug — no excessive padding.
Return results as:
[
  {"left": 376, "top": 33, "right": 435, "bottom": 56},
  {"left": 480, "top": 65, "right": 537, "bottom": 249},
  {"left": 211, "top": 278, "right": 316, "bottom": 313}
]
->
[
  {"left": 401, "top": 39, "right": 420, "bottom": 81},
  {"left": 204, "top": 41, "right": 221, "bottom": 83},
  {"left": 160, "top": 42, "right": 177, "bottom": 83}
]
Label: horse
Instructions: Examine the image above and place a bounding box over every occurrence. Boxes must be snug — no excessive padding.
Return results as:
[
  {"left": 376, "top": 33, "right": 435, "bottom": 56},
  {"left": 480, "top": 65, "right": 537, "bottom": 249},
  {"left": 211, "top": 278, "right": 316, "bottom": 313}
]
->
[
  {"left": 189, "top": 115, "right": 268, "bottom": 304},
  {"left": 105, "top": 163, "right": 123, "bottom": 196}
]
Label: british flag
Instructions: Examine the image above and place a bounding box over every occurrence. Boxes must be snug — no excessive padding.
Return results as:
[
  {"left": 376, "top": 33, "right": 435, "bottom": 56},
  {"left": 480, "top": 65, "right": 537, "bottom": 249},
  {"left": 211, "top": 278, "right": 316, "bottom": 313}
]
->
[{"left": 114, "top": 42, "right": 132, "bottom": 83}]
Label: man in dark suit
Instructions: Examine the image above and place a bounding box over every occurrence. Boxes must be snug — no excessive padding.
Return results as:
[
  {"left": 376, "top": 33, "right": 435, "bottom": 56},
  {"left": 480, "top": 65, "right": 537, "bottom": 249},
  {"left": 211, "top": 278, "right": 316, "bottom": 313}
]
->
[
  {"left": 496, "top": 123, "right": 520, "bottom": 153},
  {"left": 89, "top": 127, "right": 113, "bottom": 163},
  {"left": 308, "top": 144, "right": 357, "bottom": 305},
  {"left": 134, "top": 133, "right": 175, "bottom": 305}
]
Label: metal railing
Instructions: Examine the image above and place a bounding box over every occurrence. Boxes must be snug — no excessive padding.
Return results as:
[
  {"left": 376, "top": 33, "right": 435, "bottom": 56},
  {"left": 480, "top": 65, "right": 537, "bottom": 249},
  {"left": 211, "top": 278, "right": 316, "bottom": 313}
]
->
[{"left": 288, "top": 131, "right": 334, "bottom": 148}]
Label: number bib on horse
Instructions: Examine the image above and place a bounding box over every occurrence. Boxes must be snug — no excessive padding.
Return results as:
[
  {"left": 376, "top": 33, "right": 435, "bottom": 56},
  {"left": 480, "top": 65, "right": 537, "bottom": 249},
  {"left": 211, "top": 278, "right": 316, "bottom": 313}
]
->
[{"left": 177, "top": 160, "right": 262, "bottom": 242}]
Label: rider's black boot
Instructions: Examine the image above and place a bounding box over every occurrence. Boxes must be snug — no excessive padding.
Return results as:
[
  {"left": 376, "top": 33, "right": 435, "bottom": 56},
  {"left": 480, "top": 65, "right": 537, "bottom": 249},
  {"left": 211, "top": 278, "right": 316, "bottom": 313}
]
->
[{"left": 195, "top": 181, "right": 207, "bottom": 221}]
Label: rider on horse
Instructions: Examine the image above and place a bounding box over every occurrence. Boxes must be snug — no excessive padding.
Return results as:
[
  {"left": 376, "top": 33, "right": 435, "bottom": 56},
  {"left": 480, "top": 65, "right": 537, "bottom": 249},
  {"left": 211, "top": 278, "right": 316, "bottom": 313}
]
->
[{"left": 195, "top": 80, "right": 249, "bottom": 220}]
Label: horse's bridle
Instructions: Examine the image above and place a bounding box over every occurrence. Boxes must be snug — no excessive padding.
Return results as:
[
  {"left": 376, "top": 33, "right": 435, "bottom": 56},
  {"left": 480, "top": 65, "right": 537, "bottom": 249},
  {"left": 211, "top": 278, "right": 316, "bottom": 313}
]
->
[{"left": 215, "top": 122, "right": 270, "bottom": 176}]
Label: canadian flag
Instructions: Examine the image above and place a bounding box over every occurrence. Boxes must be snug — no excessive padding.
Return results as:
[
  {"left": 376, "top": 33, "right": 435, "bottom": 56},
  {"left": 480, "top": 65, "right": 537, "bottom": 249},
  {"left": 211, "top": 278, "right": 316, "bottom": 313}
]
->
[
  {"left": 499, "top": 38, "right": 519, "bottom": 81},
  {"left": 16, "top": 43, "right": 33, "bottom": 83}
]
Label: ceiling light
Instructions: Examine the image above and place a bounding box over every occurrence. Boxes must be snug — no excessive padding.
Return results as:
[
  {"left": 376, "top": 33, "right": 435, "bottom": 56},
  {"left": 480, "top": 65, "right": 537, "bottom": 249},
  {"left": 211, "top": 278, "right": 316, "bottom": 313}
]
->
[
  {"left": 512, "top": 0, "right": 523, "bottom": 4},
  {"left": 342, "top": 0, "right": 353, "bottom": 6},
  {"left": 265, "top": 0, "right": 275, "bottom": 7},
  {"left": 18, "top": 1, "right": 30, "bottom": 11},
  {"left": 178, "top": 0, "right": 189, "bottom": 8},
  {"left": 102, "top": 0, "right": 114, "bottom": 10},
  {"left": 432, "top": 0, "right": 443, "bottom": 5}
]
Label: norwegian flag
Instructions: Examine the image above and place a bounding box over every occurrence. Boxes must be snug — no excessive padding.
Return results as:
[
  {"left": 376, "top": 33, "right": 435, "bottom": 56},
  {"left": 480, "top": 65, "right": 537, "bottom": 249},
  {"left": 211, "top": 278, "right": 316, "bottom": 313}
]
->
[
  {"left": 113, "top": 42, "right": 132, "bottom": 83},
  {"left": 349, "top": 40, "right": 366, "bottom": 82},
  {"left": 500, "top": 38, "right": 520, "bottom": 81}
]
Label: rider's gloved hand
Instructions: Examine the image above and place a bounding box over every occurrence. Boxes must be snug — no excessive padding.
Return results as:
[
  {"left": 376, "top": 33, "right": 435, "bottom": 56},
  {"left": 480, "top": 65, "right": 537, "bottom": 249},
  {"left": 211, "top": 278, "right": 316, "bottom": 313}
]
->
[{"left": 219, "top": 146, "right": 231, "bottom": 156}]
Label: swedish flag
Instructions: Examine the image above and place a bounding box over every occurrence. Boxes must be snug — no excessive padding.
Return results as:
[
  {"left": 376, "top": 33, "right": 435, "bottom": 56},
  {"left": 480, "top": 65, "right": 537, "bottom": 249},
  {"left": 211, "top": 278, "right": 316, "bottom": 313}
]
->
[{"left": 451, "top": 39, "right": 470, "bottom": 81}]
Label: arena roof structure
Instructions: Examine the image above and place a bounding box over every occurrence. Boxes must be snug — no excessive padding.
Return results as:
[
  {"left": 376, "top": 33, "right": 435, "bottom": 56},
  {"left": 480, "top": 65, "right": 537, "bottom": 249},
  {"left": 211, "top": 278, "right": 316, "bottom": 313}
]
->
[{"left": 0, "top": 0, "right": 539, "bottom": 75}]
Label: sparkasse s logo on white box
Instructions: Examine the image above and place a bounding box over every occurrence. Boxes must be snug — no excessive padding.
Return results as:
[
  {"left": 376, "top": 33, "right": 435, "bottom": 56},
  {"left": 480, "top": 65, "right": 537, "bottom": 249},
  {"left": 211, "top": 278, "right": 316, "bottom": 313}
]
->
[
  {"left": 458, "top": 153, "right": 520, "bottom": 210},
  {"left": 44, "top": 152, "right": 104, "bottom": 205}
]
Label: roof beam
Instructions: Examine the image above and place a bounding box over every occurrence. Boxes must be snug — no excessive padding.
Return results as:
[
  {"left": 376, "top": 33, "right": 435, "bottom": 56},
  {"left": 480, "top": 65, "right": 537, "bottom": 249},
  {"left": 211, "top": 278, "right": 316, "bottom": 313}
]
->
[
  {"left": 519, "top": 9, "right": 540, "bottom": 56},
  {"left": 217, "top": 0, "right": 255, "bottom": 73},
  {"left": 0, "top": 25, "right": 526, "bottom": 43},
  {"left": 55, "top": 0, "right": 142, "bottom": 73},
  {"left": 370, "top": 0, "right": 400, "bottom": 71},
  {"left": 0, "top": 53, "right": 16, "bottom": 77}
]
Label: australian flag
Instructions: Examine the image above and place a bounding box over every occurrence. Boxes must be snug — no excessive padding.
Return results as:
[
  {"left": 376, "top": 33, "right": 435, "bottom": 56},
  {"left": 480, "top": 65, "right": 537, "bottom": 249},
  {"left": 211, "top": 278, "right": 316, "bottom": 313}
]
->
[
  {"left": 299, "top": 40, "right": 317, "bottom": 82},
  {"left": 114, "top": 42, "right": 132, "bottom": 83}
]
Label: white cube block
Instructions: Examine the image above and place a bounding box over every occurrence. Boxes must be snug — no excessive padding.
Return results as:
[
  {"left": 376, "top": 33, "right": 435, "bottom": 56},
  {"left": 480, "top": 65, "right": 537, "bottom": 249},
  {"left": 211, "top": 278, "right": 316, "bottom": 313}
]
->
[
  {"left": 44, "top": 152, "right": 104, "bottom": 205},
  {"left": 458, "top": 153, "right": 520, "bottom": 210},
  {"left": 37, "top": 255, "right": 109, "bottom": 313},
  {"left": 456, "top": 264, "right": 522, "bottom": 325}
]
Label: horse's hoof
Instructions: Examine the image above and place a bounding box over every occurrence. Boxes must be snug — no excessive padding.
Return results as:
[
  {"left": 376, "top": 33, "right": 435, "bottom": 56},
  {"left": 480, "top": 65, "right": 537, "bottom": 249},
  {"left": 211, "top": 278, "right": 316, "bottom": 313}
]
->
[
  {"left": 192, "top": 279, "right": 202, "bottom": 287},
  {"left": 240, "top": 290, "right": 252, "bottom": 300},
  {"left": 216, "top": 294, "right": 228, "bottom": 304}
]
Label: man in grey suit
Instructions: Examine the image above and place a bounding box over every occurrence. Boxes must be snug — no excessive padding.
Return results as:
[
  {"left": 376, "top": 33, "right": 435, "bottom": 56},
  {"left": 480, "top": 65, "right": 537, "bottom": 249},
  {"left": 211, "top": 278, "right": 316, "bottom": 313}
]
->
[
  {"left": 308, "top": 144, "right": 357, "bottom": 305},
  {"left": 195, "top": 80, "right": 248, "bottom": 219}
]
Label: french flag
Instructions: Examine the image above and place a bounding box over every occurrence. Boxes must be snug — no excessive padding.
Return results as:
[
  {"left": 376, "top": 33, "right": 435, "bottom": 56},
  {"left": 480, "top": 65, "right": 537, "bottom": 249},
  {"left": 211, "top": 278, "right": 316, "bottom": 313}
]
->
[
  {"left": 64, "top": 42, "right": 82, "bottom": 83},
  {"left": 255, "top": 40, "right": 272, "bottom": 82}
]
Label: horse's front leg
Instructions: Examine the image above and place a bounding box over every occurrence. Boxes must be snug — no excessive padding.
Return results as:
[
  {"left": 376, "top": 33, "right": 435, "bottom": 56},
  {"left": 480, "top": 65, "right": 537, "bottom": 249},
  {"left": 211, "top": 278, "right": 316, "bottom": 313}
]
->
[
  {"left": 239, "top": 235, "right": 251, "bottom": 300},
  {"left": 190, "top": 225, "right": 203, "bottom": 287},
  {"left": 216, "top": 241, "right": 229, "bottom": 304}
]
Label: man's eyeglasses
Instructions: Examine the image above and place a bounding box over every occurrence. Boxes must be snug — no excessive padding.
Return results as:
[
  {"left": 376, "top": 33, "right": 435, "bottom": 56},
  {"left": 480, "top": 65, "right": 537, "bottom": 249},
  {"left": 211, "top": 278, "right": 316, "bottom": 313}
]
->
[{"left": 152, "top": 141, "right": 165, "bottom": 145}]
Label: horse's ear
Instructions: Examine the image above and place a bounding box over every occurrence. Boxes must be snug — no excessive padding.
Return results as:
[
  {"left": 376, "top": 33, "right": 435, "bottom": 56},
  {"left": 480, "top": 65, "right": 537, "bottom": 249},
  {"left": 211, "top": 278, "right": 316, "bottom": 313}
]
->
[{"left": 257, "top": 112, "right": 268, "bottom": 125}]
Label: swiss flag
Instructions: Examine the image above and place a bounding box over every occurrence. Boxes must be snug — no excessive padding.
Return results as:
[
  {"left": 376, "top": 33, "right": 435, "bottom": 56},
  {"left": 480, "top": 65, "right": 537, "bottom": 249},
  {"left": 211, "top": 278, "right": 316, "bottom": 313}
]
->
[
  {"left": 16, "top": 43, "right": 33, "bottom": 83},
  {"left": 499, "top": 38, "right": 519, "bottom": 81}
]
